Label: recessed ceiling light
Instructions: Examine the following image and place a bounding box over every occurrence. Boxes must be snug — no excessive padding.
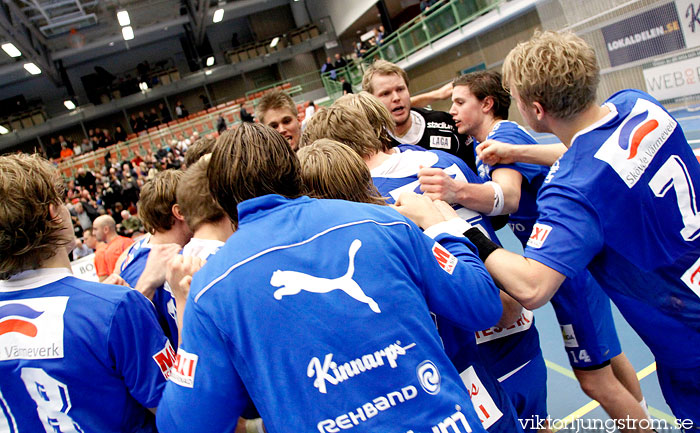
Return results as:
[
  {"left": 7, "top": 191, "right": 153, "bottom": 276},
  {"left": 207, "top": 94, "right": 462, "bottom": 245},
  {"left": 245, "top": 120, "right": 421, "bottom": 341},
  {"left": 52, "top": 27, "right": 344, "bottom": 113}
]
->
[
  {"left": 213, "top": 8, "right": 224, "bottom": 23},
  {"left": 122, "top": 26, "right": 134, "bottom": 41},
  {"left": 24, "top": 63, "right": 41, "bottom": 75},
  {"left": 0, "top": 125, "right": 8, "bottom": 134},
  {"left": 1, "top": 43, "right": 21, "bottom": 58},
  {"left": 64, "top": 100, "right": 76, "bottom": 110},
  {"left": 117, "top": 10, "right": 130, "bottom": 26},
  {"left": 206, "top": 56, "right": 215, "bottom": 66},
  {"left": 270, "top": 37, "right": 279, "bottom": 48}
]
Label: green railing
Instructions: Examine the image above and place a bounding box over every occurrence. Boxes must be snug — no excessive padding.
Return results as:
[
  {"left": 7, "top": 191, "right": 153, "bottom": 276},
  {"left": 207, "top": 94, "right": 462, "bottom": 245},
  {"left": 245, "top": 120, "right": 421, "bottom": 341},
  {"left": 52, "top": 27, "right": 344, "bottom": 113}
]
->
[
  {"left": 321, "top": 0, "right": 503, "bottom": 97},
  {"left": 245, "top": 69, "right": 326, "bottom": 103}
]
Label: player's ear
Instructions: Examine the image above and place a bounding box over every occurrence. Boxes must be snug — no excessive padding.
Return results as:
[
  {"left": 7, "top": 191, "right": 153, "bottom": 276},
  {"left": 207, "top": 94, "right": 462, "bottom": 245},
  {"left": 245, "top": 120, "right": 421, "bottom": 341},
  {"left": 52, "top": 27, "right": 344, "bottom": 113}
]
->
[
  {"left": 172, "top": 203, "right": 186, "bottom": 222},
  {"left": 532, "top": 101, "right": 546, "bottom": 121},
  {"left": 482, "top": 96, "right": 495, "bottom": 114}
]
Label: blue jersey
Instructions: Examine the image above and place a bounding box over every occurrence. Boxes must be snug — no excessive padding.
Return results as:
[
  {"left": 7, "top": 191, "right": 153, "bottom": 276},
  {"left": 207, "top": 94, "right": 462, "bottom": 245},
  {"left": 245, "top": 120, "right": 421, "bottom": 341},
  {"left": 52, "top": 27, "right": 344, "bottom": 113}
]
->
[
  {"left": 476, "top": 121, "right": 548, "bottom": 244},
  {"left": 0, "top": 269, "right": 173, "bottom": 433},
  {"left": 120, "top": 236, "right": 178, "bottom": 349},
  {"left": 372, "top": 145, "right": 498, "bottom": 241},
  {"left": 525, "top": 89, "right": 700, "bottom": 370},
  {"left": 157, "top": 195, "right": 503, "bottom": 433}
]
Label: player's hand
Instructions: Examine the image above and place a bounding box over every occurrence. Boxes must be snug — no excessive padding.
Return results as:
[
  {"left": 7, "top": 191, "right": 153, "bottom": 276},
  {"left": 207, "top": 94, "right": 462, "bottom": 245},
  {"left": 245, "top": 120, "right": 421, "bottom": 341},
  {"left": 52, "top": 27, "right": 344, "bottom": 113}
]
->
[
  {"left": 433, "top": 199, "right": 462, "bottom": 222},
  {"left": 418, "top": 167, "right": 460, "bottom": 203},
  {"left": 103, "top": 274, "right": 127, "bottom": 286},
  {"left": 434, "top": 81, "right": 453, "bottom": 100},
  {"left": 393, "top": 192, "right": 447, "bottom": 229},
  {"left": 135, "top": 243, "right": 181, "bottom": 300},
  {"left": 166, "top": 255, "right": 205, "bottom": 304},
  {"left": 476, "top": 139, "right": 516, "bottom": 166}
]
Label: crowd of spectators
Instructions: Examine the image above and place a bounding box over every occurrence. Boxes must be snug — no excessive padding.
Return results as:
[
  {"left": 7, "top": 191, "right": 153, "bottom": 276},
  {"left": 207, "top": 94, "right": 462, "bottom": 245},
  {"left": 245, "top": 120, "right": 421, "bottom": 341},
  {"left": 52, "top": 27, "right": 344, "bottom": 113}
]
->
[{"left": 63, "top": 130, "right": 211, "bottom": 261}]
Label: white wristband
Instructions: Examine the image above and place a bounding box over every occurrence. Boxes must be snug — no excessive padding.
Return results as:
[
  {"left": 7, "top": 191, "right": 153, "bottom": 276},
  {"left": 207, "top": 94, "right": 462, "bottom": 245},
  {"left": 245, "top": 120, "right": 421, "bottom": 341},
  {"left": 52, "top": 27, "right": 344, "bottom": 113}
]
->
[{"left": 485, "top": 181, "right": 505, "bottom": 216}]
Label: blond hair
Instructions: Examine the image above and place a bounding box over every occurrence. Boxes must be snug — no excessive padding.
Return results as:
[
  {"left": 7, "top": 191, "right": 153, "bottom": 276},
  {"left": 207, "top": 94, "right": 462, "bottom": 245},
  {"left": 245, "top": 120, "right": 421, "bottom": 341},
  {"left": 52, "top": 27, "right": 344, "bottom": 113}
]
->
[
  {"left": 256, "top": 90, "right": 297, "bottom": 123},
  {"left": 138, "top": 169, "right": 183, "bottom": 233},
  {"left": 298, "top": 139, "right": 386, "bottom": 205},
  {"left": 177, "top": 155, "right": 227, "bottom": 232},
  {"left": 184, "top": 136, "right": 217, "bottom": 167},
  {"left": 0, "top": 154, "right": 68, "bottom": 279},
  {"left": 503, "top": 30, "right": 599, "bottom": 119},
  {"left": 361, "top": 59, "right": 409, "bottom": 94},
  {"left": 334, "top": 92, "right": 395, "bottom": 146},
  {"left": 299, "top": 106, "right": 387, "bottom": 158}
]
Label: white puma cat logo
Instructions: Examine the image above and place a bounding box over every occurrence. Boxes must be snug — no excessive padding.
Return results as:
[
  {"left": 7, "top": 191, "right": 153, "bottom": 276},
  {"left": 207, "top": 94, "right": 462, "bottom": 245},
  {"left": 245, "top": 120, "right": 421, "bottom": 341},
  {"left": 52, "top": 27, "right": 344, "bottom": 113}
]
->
[{"left": 270, "top": 239, "right": 381, "bottom": 313}]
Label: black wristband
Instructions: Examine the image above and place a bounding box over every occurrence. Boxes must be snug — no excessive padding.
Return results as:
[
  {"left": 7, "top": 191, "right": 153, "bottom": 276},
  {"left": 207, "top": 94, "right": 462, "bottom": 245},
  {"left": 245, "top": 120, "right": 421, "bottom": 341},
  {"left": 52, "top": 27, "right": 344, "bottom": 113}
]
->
[{"left": 463, "top": 227, "right": 501, "bottom": 262}]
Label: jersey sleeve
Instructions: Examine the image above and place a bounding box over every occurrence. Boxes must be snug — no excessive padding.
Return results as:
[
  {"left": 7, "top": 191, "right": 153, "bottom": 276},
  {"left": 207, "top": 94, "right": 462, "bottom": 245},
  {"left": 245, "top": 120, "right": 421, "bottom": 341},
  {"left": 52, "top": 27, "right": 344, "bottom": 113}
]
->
[
  {"left": 523, "top": 183, "right": 604, "bottom": 279},
  {"left": 107, "top": 288, "right": 172, "bottom": 409},
  {"left": 488, "top": 126, "right": 543, "bottom": 184},
  {"left": 156, "top": 302, "right": 247, "bottom": 433},
  {"left": 409, "top": 225, "right": 502, "bottom": 331}
]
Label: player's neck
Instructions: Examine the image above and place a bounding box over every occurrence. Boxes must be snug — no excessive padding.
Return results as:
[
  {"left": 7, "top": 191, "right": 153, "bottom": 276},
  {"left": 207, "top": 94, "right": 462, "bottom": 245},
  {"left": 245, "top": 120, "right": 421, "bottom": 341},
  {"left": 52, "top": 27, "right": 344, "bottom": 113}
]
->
[
  {"left": 474, "top": 116, "right": 501, "bottom": 144},
  {"left": 365, "top": 150, "right": 394, "bottom": 170},
  {"left": 151, "top": 228, "right": 189, "bottom": 247},
  {"left": 40, "top": 249, "right": 73, "bottom": 273},
  {"left": 193, "top": 219, "right": 234, "bottom": 243},
  {"left": 394, "top": 113, "right": 413, "bottom": 137},
  {"left": 552, "top": 104, "right": 610, "bottom": 147}
]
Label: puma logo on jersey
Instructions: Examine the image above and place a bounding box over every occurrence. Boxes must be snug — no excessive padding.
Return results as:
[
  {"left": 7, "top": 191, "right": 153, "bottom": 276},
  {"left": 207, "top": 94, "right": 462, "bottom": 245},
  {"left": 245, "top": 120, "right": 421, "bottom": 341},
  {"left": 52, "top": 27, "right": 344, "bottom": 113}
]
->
[{"left": 270, "top": 239, "right": 381, "bottom": 313}]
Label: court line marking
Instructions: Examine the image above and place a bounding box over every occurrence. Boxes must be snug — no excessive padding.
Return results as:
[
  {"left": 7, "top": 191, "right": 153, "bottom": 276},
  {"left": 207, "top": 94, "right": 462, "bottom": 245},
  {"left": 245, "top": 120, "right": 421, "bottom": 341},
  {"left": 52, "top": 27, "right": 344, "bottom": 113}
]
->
[{"left": 547, "top": 361, "right": 676, "bottom": 432}]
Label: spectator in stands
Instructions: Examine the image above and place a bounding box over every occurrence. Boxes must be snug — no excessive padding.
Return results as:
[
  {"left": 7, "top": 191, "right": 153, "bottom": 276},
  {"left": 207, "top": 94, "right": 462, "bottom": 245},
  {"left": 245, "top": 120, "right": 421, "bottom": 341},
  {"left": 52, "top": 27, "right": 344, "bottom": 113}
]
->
[
  {"left": 304, "top": 101, "right": 316, "bottom": 120},
  {"left": 321, "top": 56, "right": 334, "bottom": 75},
  {"left": 120, "top": 209, "right": 143, "bottom": 237},
  {"left": 79, "top": 137, "right": 92, "bottom": 154},
  {"left": 114, "top": 124, "right": 127, "bottom": 142},
  {"left": 334, "top": 53, "right": 348, "bottom": 71},
  {"left": 60, "top": 142, "right": 74, "bottom": 159},
  {"left": 48, "top": 136, "right": 60, "bottom": 159},
  {"left": 147, "top": 108, "right": 161, "bottom": 128},
  {"left": 75, "top": 167, "right": 97, "bottom": 192},
  {"left": 376, "top": 25, "right": 385, "bottom": 45},
  {"left": 92, "top": 214, "right": 134, "bottom": 281},
  {"left": 102, "top": 129, "right": 114, "bottom": 146},
  {"left": 72, "top": 201, "right": 94, "bottom": 232},
  {"left": 159, "top": 102, "right": 172, "bottom": 123},
  {"left": 72, "top": 234, "right": 93, "bottom": 261},
  {"left": 355, "top": 41, "right": 368, "bottom": 58},
  {"left": 72, "top": 140, "right": 82, "bottom": 156},
  {"left": 240, "top": 104, "right": 254, "bottom": 123},
  {"left": 340, "top": 76, "right": 353, "bottom": 95},
  {"left": 175, "top": 100, "right": 188, "bottom": 118},
  {"left": 200, "top": 94, "right": 212, "bottom": 110},
  {"left": 256, "top": 90, "right": 302, "bottom": 150},
  {"left": 217, "top": 114, "right": 227, "bottom": 134}
]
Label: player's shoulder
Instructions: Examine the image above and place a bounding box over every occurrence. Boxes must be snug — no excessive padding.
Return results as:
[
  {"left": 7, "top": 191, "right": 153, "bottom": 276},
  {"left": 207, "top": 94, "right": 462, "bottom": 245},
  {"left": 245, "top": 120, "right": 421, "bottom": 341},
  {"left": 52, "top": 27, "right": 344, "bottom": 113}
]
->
[
  {"left": 489, "top": 121, "right": 537, "bottom": 144},
  {"left": 60, "top": 276, "right": 144, "bottom": 306}
]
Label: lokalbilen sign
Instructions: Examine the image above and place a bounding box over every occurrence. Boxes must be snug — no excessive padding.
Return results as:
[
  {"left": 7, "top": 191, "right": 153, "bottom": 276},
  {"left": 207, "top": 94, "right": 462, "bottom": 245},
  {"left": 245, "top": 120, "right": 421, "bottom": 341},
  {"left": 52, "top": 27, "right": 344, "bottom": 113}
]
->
[{"left": 602, "top": 2, "right": 685, "bottom": 67}]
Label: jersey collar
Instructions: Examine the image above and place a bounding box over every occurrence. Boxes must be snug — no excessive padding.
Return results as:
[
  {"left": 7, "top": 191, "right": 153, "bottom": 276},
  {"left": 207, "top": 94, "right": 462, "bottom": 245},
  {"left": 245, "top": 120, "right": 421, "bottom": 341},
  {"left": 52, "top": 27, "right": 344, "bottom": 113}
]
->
[
  {"left": 388, "top": 110, "right": 425, "bottom": 145},
  {"left": 0, "top": 268, "right": 73, "bottom": 292}
]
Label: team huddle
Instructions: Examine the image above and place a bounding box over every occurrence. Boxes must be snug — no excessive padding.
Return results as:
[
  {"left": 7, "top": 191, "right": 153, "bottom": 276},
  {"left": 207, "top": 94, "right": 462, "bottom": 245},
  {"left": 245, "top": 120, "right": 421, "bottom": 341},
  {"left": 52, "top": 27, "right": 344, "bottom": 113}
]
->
[{"left": 1, "top": 31, "right": 698, "bottom": 433}]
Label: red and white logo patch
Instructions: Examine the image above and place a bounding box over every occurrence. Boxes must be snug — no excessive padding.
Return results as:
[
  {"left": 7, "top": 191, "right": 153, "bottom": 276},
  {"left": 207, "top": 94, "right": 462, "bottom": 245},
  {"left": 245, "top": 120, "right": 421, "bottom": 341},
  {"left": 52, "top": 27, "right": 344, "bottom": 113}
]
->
[
  {"left": 170, "top": 349, "right": 199, "bottom": 388},
  {"left": 152, "top": 340, "right": 176, "bottom": 379},
  {"left": 432, "top": 243, "right": 458, "bottom": 275},
  {"left": 527, "top": 223, "right": 552, "bottom": 249}
]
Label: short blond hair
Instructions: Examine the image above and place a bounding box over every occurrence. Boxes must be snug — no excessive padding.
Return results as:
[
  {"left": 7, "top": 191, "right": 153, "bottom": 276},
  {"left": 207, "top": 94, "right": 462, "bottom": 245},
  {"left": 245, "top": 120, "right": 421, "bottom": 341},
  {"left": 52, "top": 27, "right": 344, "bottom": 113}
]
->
[
  {"left": 298, "top": 139, "right": 386, "bottom": 205},
  {"left": 138, "top": 169, "right": 183, "bottom": 234},
  {"left": 361, "top": 59, "right": 409, "bottom": 94},
  {"left": 300, "top": 106, "right": 387, "bottom": 159},
  {"left": 503, "top": 30, "right": 599, "bottom": 119},
  {"left": 0, "top": 154, "right": 67, "bottom": 279},
  {"left": 177, "top": 156, "right": 226, "bottom": 232},
  {"left": 256, "top": 90, "right": 297, "bottom": 123},
  {"left": 334, "top": 92, "right": 395, "bottom": 146}
]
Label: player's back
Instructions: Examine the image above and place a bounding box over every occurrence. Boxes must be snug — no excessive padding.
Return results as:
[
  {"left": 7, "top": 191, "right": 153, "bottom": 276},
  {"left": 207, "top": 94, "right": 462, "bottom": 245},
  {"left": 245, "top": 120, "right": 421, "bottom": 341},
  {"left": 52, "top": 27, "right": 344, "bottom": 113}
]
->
[
  {"left": 0, "top": 269, "right": 171, "bottom": 432},
  {"left": 159, "top": 195, "right": 501, "bottom": 433},
  {"left": 529, "top": 89, "right": 700, "bottom": 367}
]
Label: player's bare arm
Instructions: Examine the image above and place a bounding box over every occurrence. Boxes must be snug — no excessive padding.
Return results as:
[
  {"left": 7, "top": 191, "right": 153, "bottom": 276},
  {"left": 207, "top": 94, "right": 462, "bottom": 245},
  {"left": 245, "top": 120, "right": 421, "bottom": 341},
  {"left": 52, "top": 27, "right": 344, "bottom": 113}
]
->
[
  {"left": 410, "top": 82, "right": 453, "bottom": 108},
  {"left": 477, "top": 140, "right": 567, "bottom": 166},
  {"left": 418, "top": 166, "right": 522, "bottom": 215},
  {"left": 134, "top": 243, "right": 181, "bottom": 300}
]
